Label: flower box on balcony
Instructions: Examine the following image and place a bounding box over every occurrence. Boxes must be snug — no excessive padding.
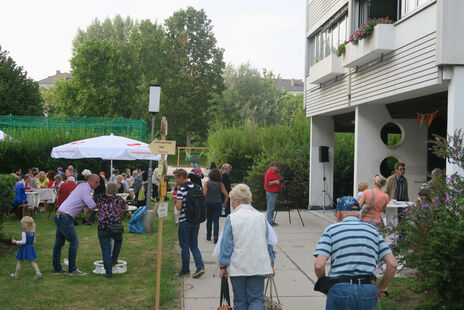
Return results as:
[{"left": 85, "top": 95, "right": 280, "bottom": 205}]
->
[
  {"left": 342, "top": 24, "right": 395, "bottom": 68},
  {"left": 308, "top": 54, "right": 345, "bottom": 85}
]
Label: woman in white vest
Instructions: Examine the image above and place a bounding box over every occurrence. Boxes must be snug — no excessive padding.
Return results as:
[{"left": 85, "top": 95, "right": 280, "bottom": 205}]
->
[{"left": 218, "top": 183, "right": 276, "bottom": 310}]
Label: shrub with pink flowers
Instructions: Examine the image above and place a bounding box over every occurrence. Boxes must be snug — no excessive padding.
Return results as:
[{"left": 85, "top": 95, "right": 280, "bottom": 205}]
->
[
  {"left": 336, "top": 17, "right": 393, "bottom": 56},
  {"left": 349, "top": 17, "right": 393, "bottom": 45},
  {"left": 389, "top": 130, "right": 464, "bottom": 309}
]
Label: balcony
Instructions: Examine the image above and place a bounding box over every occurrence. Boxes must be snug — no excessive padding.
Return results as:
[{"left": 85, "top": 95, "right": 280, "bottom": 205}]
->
[
  {"left": 308, "top": 54, "right": 345, "bottom": 85},
  {"left": 342, "top": 24, "right": 395, "bottom": 68}
]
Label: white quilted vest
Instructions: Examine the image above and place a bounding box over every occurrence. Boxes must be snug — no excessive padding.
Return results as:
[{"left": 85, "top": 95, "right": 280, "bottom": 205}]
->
[{"left": 229, "top": 204, "right": 273, "bottom": 277}]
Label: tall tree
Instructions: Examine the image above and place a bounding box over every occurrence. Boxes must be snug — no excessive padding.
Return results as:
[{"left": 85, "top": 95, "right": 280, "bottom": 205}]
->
[
  {"left": 55, "top": 16, "right": 165, "bottom": 122},
  {"left": 0, "top": 45, "right": 42, "bottom": 115},
  {"left": 55, "top": 40, "right": 140, "bottom": 118},
  {"left": 72, "top": 15, "right": 136, "bottom": 54},
  {"left": 208, "top": 63, "right": 284, "bottom": 127},
  {"left": 163, "top": 7, "right": 225, "bottom": 145}
]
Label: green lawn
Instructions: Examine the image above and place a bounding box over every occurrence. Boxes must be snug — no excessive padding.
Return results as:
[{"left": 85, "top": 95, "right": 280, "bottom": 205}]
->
[
  {"left": 0, "top": 201, "right": 181, "bottom": 310},
  {"left": 375, "top": 277, "right": 424, "bottom": 310}
]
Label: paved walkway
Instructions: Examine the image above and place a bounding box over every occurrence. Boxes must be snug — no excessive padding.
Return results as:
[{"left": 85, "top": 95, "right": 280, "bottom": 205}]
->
[{"left": 181, "top": 210, "right": 337, "bottom": 310}]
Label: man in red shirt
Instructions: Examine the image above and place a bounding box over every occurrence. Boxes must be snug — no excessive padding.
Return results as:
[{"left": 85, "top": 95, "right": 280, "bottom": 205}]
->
[
  {"left": 55, "top": 176, "right": 78, "bottom": 209},
  {"left": 264, "top": 162, "right": 282, "bottom": 226}
]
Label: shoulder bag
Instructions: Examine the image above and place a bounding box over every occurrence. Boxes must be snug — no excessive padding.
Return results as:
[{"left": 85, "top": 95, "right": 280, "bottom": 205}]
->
[
  {"left": 218, "top": 276, "right": 232, "bottom": 310},
  {"left": 359, "top": 190, "right": 375, "bottom": 223},
  {"left": 264, "top": 276, "right": 282, "bottom": 310}
]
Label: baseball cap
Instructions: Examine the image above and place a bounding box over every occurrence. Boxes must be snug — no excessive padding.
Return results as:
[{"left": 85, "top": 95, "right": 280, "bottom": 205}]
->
[
  {"left": 82, "top": 169, "right": 92, "bottom": 177},
  {"left": 334, "top": 196, "right": 360, "bottom": 212}
]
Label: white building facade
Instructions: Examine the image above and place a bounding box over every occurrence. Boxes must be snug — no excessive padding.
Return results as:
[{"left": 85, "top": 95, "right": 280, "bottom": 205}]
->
[{"left": 305, "top": 0, "right": 464, "bottom": 207}]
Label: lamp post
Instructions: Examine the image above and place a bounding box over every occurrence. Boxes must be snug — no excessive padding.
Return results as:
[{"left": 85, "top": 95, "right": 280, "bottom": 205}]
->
[{"left": 146, "top": 84, "right": 160, "bottom": 209}]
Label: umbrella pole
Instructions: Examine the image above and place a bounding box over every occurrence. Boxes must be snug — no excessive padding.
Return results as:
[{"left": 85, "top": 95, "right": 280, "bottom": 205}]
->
[{"left": 110, "top": 160, "right": 113, "bottom": 178}]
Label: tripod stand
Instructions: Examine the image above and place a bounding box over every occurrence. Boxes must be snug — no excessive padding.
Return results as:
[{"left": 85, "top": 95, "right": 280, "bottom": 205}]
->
[
  {"left": 273, "top": 180, "right": 305, "bottom": 226},
  {"left": 309, "top": 162, "right": 334, "bottom": 212}
]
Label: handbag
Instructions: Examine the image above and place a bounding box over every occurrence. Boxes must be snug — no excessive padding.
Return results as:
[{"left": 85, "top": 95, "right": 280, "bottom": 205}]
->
[
  {"left": 218, "top": 277, "right": 232, "bottom": 310},
  {"left": 263, "top": 276, "right": 282, "bottom": 310},
  {"left": 108, "top": 223, "right": 124, "bottom": 234}
]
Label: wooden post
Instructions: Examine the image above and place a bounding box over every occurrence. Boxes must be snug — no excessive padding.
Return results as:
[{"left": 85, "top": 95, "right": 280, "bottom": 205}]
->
[{"left": 155, "top": 116, "right": 167, "bottom": 310}]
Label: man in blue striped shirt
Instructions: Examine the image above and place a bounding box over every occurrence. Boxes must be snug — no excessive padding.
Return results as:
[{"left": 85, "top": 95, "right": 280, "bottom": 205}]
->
[{"left": 314, "top": 196, "right": 397, "bottom": 310}]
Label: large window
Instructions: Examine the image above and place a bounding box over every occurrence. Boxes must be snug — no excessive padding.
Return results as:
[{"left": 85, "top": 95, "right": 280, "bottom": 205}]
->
[
  {"left": 307, "top": 11, "right": 348, "bottom": 70},
  {"left": 352, "top": 0, "right": 398, "bottom": 31},
  {"left": 400, "top": 0, "right": 433, "bottom": 17}
]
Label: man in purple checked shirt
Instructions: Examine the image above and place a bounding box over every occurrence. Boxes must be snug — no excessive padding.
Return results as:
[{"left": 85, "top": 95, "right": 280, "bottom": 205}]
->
[{"left": 52, "top": 174, "right": 100, "bottom": 276}]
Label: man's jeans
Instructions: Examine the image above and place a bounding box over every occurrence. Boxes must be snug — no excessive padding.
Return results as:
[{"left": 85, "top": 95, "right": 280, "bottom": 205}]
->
[
  {"left": 206, "top": 201, "right": 222, "bottom": 240},
  {"left": 178, "top": 221, "right": 204, "bottom": 273},
  {"left": 266, "top": 191, "right": 279, "bottom": 224},
  {"left": 326, "top": 283, "right": 378, "bottom": 310},
  {"left": 230, "top": 275, "right": 265, "bottom": 310},
  {"left": 53, "top": 214, "right": 79, "bottom": 272},
  {"left": 98, "top": 230, "right": 123, "bottom": 278}
]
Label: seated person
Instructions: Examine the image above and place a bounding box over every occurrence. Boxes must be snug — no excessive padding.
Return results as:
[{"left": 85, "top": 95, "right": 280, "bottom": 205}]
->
[
  {"left": 36, "top": 171, "right": 50, "bottom": 188},
  {"left": 12, "top": 174, "right": 28, "bottom": 218}
]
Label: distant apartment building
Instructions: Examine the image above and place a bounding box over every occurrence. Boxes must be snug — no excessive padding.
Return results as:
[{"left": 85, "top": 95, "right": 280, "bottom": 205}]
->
[
  {"left": 276, "top": 78, "right": 304, "bottom": 94},
  {"left": 305, "top": 0, "right": 464, "bottom": 207}
]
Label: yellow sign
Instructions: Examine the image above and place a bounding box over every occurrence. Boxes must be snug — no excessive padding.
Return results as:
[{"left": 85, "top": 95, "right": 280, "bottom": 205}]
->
[
  {"left": 149, "top": 140, "right": 176, "bottom": 155},
  {"left": 161, "top": 182, "right": 167, "bottom": 197}
]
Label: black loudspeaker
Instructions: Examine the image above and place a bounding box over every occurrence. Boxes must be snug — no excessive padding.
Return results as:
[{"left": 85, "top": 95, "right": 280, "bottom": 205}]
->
[{"left": 319, "top": 146, "right": 329, "bottom": 163}]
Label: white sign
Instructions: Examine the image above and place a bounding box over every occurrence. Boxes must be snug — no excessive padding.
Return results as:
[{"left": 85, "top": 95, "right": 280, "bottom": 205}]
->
[
  {"left": 149, "top": 85, "right": 161, "bottom": 113},
  {"left": 157, "top": 202, "right": 169, "bottom": 218}
]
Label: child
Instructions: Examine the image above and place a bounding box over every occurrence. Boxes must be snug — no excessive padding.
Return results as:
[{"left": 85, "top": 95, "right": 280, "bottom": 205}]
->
[
  {"left": 356, "top": 182, "right": 368, "bottom": 200},
  {"left": 10, "top": 216, "right": 42, "bottom": 280}
]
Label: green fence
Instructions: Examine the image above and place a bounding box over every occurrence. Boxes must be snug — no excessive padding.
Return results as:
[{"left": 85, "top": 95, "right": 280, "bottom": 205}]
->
[{"left": 0, "top": 114, "right": 147, "bottom": 140}]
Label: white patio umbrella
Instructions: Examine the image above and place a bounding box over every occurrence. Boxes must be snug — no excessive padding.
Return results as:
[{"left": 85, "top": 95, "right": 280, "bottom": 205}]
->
[
  {"left": 51, "top": 133, "right": 161, "bottom": 173},
  {"left": 0, "top": 130, "right": 9, "bottom": 141}
]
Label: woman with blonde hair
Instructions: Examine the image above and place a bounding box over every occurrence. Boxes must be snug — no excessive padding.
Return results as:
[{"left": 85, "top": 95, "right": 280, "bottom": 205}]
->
[
  {"left": 358, "top": 175, "right": 390, "bottom": 226},
  {"left": 36, "top": 171, "right": 50, "bottom": 188}
]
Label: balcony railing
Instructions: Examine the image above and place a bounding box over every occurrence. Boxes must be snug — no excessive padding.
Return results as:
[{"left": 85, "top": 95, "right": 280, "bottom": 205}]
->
[
  {"left": 308, "top": 54, "right": 345, "bottom": 84},
  {"left": 342, "top": 24, "right": 395, "bottom": 68}
]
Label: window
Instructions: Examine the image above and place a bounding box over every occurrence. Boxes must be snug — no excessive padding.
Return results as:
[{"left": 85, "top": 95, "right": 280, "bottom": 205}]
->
[
  {"left": 352, "top": 0, "right": 397, "bottom": 31},
  {"left": 306, "top": 9, "right": 348, "bottom": 72},
  {"left": 400, "top": 0, "right": 433, "bottom": 17}
]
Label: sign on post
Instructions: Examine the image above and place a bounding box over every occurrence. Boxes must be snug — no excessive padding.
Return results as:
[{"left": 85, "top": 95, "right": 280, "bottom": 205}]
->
[
  {"left": 157, "top": 202, "right": 169, "bottom": 218},
  {"left": 149, "top": 140, "right": 176, "bottom": 155}
]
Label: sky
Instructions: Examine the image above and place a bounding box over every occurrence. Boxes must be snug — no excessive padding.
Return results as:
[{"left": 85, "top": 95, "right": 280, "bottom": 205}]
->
[{"left": 0, "top": 0, "right": 305, "bottom": 81}]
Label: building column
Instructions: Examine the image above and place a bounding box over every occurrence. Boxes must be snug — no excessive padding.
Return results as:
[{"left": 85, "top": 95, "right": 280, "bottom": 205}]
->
[
  {"left": 309, "top": 116, "right": 334, "bottom": 209},
  {"left": 354, "top": 104, "right": 427, "bottom": 198},
  {"left": 447, "top": 66, "right": 464, "bottom": 176}
]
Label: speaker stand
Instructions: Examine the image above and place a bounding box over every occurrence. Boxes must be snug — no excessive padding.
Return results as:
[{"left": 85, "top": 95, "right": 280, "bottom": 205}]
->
[{"left": 308, "top": 162, "right": 334, "bottom": 212}]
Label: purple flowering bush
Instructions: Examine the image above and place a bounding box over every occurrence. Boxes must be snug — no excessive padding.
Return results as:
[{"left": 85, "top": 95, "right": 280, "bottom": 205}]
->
[{"left": 390, "top": 130, "right": 464, "bottom": 309}]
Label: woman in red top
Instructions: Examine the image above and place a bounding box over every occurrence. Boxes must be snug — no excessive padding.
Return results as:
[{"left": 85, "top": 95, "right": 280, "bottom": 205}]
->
[{"left": 358, "top": 174, "right": 389, "bottom": 226}]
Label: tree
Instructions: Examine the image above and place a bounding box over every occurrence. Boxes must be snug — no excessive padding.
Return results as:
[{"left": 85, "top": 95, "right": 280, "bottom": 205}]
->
[
  {"left": 208, "top": 63, "right": 285, "bottom": 127},
  {"left": 163, "top": 7, "right": 225, "bottom": 145},
  {"left": 0, "top": 45, "right": 43, "bottom": 115},
  {"left": 55, "top": 40, "right": 140, "bottom": 118},
  {"left": 72, "top": 15, "right": 136, "bottom": 54},
  {"left": 55, "top": 16, "right": 166, "bottom": 122}
]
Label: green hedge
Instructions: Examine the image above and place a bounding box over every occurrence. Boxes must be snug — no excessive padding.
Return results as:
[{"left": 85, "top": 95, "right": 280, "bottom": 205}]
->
[
  {"left": 207, "top": 111, "right": 310, "bottom": 210},
  {"left": 0, "top": 174, "right": 16, "bottom": 236}
]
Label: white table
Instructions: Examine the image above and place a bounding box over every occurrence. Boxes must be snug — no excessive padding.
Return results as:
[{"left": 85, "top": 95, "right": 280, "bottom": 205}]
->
[
  {"left": 25, "top": 191, "right": 40, "bottom": 212},
  {"left": 33, "top": 188, "right": 56, "bottom": 212},
  {"left": 385, "top": 201, "right": 414, "bottom": 245},
  {"left": 386, "top": 201, "right": 414, "bottom": 227}
]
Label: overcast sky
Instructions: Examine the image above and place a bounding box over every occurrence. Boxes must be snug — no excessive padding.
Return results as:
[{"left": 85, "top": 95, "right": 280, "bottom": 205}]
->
[{"left": 0, "top": 0, "right": 305, "bottom": 81}]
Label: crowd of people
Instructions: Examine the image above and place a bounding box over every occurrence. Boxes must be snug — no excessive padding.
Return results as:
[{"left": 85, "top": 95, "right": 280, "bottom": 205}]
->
[
  {"left": 9, "top": 164, "right": 156, "bottom": 279},
  {"left": 9, "top": 159, "right": 435, "bottom": 310}
]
